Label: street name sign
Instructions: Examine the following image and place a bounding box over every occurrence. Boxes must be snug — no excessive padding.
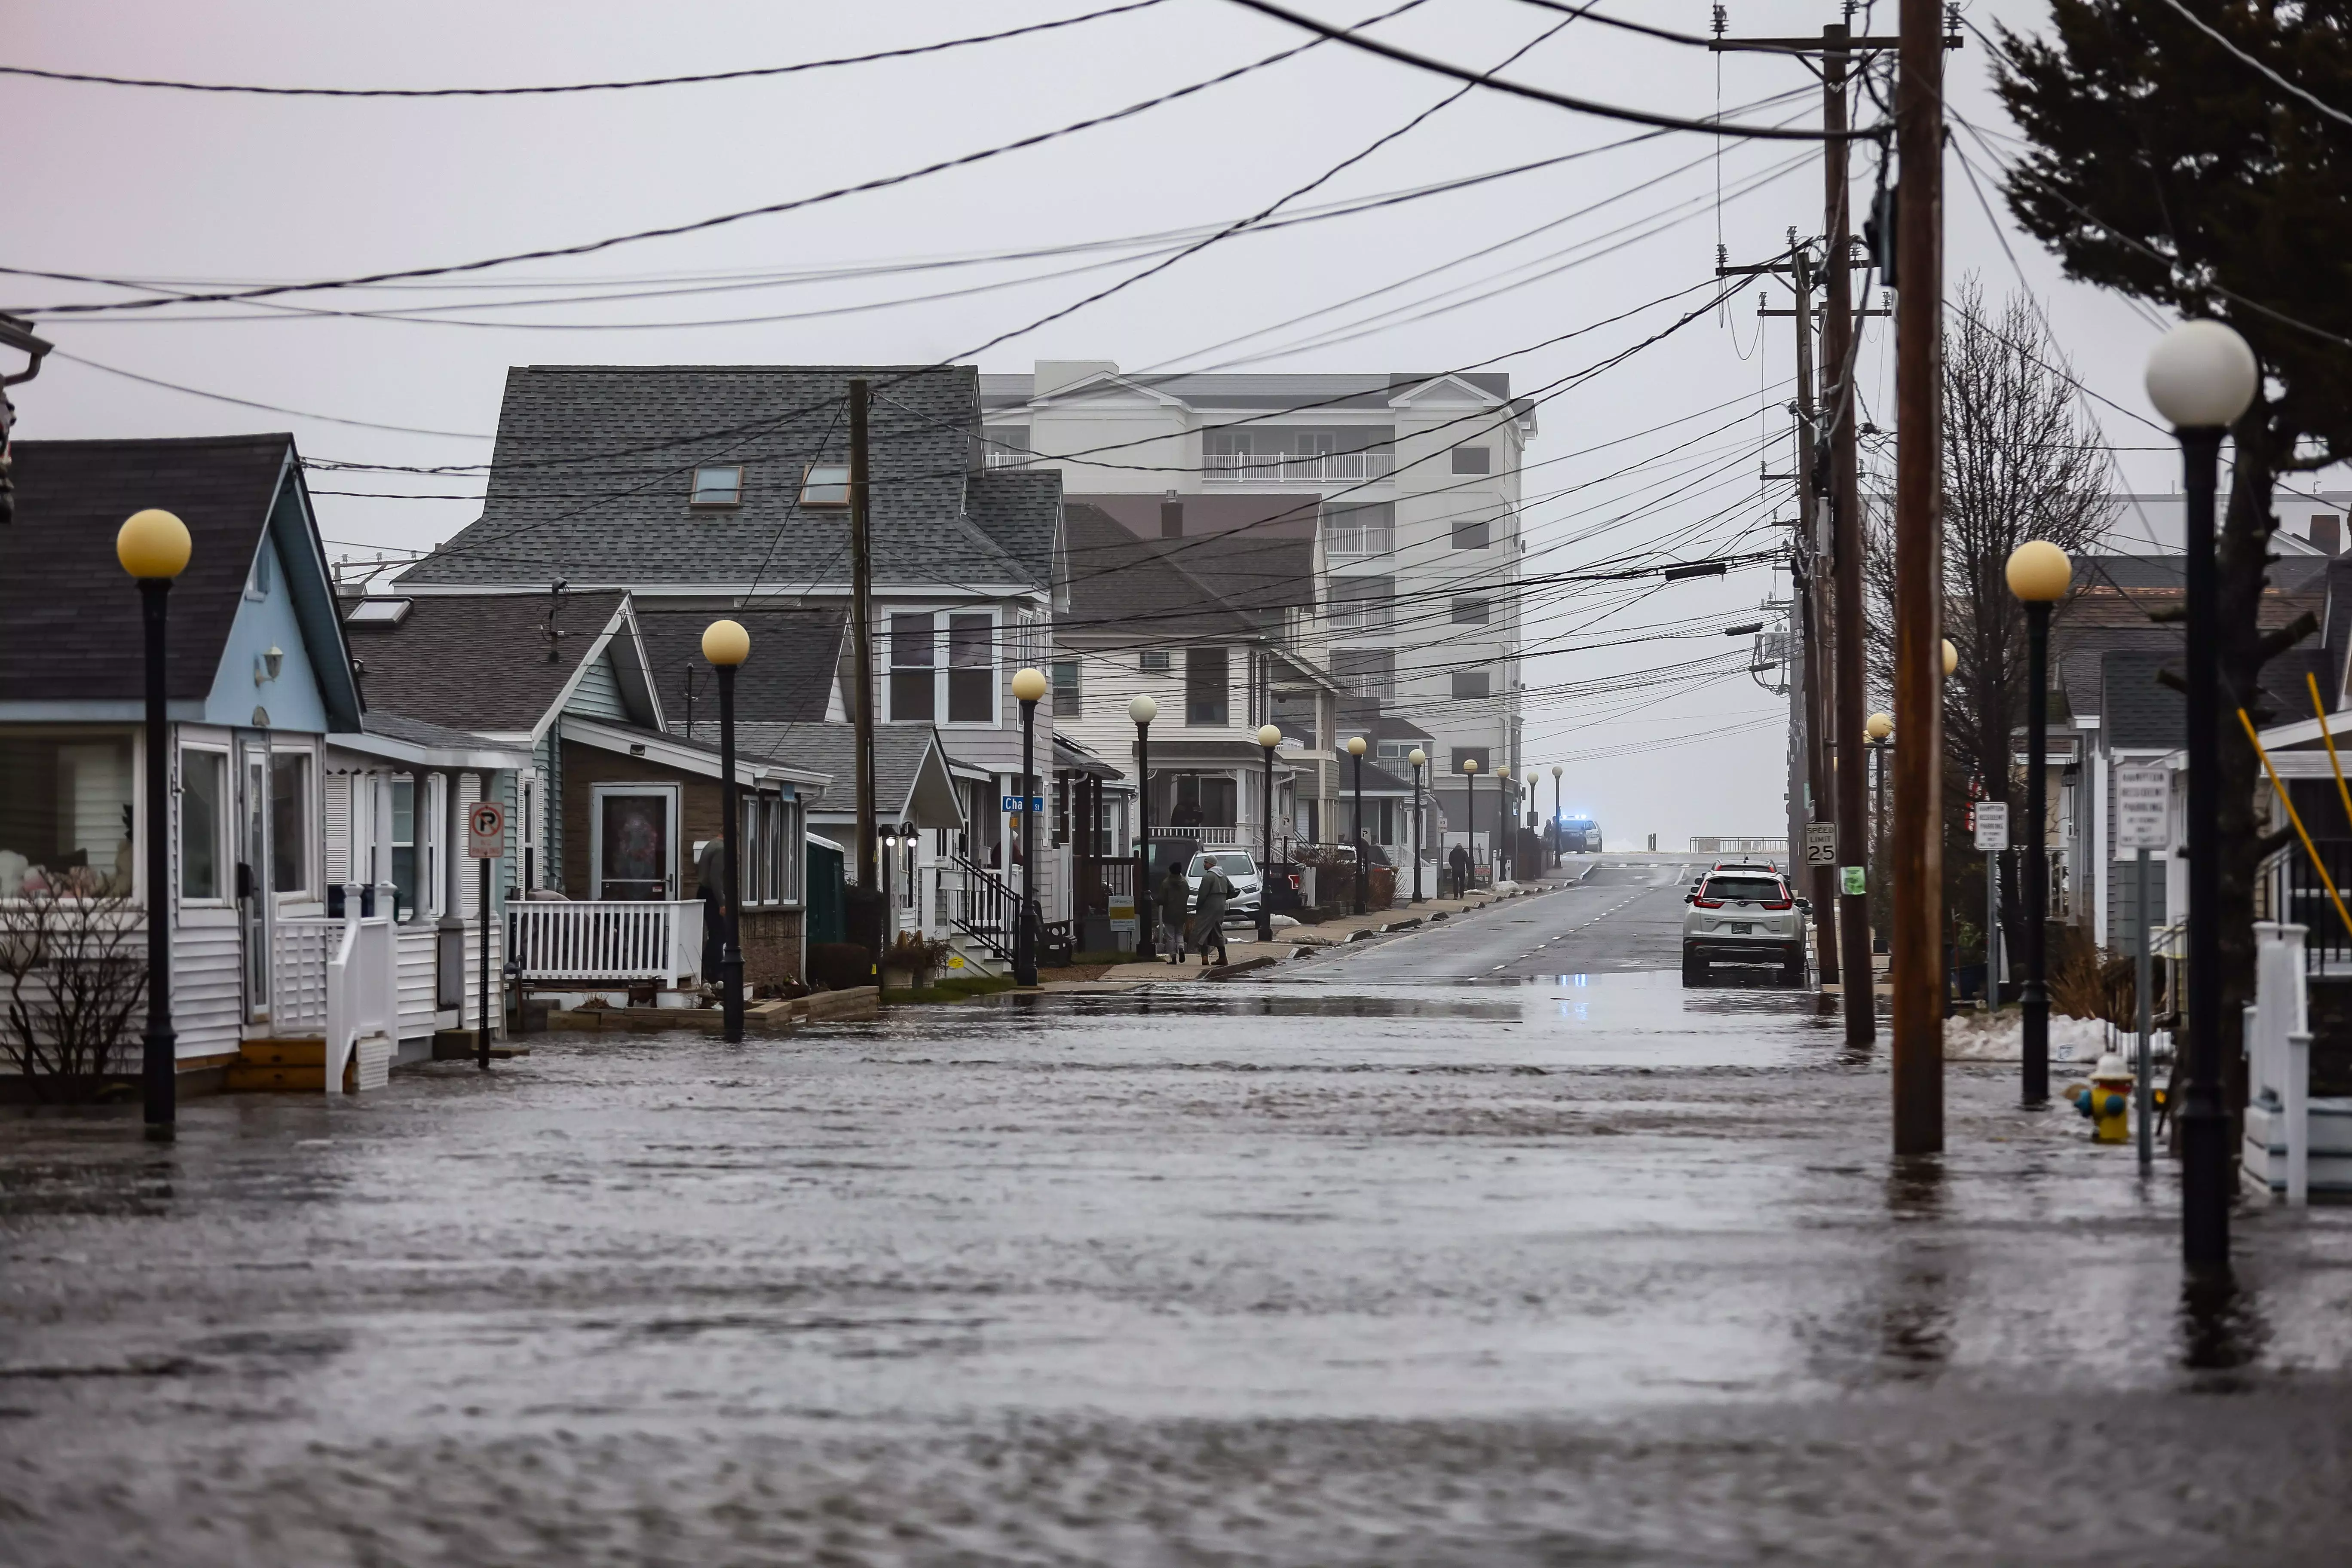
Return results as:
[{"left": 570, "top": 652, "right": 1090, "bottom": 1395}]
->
[
  {"left": 468, "top": 801, "right": 506, "bottom": 859},
  {"left": 1804, "top": 822, "right": 1837, "bottom": 865},
  {"left": 2116, "top": 767, "right": 2170, "bottom": 851},
  {"left": 1000, "top": 795, "right": 1046, "bottom": 813},
  {"left": 1972, "top": 802, "right": 2009, "bottom": 852}
]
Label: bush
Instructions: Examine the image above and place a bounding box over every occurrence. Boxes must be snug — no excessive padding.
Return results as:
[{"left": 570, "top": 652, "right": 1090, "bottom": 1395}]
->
[
  {"left": 808, "top": 941, "right": 875, "bottom": 992},
  {"left": 881, "top": 931, "right": 952, "bottom": 973},
  {"left": 0, "top": 869, "right": 145, "bottom": 1098}
]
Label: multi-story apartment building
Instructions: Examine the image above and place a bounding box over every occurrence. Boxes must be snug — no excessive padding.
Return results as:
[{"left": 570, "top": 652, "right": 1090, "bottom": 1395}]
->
[{"left": 982, "top": 361, "right": 1533, "bottom": 833}]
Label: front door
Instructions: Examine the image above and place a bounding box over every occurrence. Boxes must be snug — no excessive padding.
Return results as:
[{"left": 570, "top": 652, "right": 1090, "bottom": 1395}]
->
[
  {"left": 238, "top": 742, "right": 272, "bottom": 1021},
  {"left": 594, "top": 786, "right": 677, "bottom": 900}
]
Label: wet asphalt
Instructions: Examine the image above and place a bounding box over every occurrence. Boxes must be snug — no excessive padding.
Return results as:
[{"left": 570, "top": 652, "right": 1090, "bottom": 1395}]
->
[{"left": 4, "top": 863, "right": 2352, "bottom": 1565}]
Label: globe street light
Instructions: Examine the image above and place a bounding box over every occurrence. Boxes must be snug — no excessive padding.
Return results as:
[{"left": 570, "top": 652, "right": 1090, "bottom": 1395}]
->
[
  {"left": 1408, "top": 748, "right": 1427, "bottom": 903},
  {"left": 1130, "top": 695, "right": 1158, "bottom": 960},
  {"left": 2006, "top": 541, "right": 2073, "bottom": 1109},
  {"left": 1256, "top": 724, "right": 1281, "bottom": 943},
  {"left": 1550, "top": 764, "right": 1564, "bottom": 868},
  {"left": 701, "top": 618, "right": 750, "bottom": 1041},
  {"left": 1347, "top": 735, "right": 1369, "bottom": 914},
  {"left": 2148, "top": 314, "right": 2259, "bottom": 1276},
  {"left": 1462, "top": 756, "right": 1479, "bottom": 896},
  {"left": 1942, "top": 638, "right": 1959, "bottom": 680},
  {"left": 1012, "top": 667, "right": 1049, "bottom": 986},
  {"left": 119, "top": 508, "right": 191, "bottom": 1130}
]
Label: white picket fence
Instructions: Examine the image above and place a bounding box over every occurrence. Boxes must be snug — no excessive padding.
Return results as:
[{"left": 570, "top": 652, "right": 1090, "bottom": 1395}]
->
[{"left": 508, "top": 899, "right": 704, "bottom": 986}]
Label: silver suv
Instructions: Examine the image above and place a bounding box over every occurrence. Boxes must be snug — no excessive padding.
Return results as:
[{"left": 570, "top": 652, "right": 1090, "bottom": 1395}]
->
[
  {"left": 1681, "top": 868, "right": 1809, "bottom": 985},
  {"left": 1186, "top": 850, "right": 1264, "bottom": 921}
]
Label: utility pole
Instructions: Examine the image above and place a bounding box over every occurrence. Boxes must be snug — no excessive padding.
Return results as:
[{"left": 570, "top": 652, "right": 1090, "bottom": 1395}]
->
[
  {"left": 1887, "top": 0, "right": 1948, "bottom": 1152},
  {"left": 848, "top": 379, "right": 879, "bottom": 894}
]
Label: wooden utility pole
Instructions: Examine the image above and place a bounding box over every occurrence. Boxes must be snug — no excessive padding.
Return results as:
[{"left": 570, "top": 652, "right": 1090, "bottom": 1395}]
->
[
  {"left": 1789, "top": 244, "right": 1842, "bottom": 989},
  {"left": 848, "top": 378, "right": 879, "bottom": 892},
  {"left": 1889, "top": 0, "right": 1946, "bottom": 1152}
]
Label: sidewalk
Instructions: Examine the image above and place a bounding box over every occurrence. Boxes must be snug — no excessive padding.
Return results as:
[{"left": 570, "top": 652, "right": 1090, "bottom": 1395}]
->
[{"left": 1073, "top": 882, "right": 1557, "bottom": 988}]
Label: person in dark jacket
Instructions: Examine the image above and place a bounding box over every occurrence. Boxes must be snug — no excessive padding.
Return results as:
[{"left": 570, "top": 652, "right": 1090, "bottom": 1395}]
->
[
  {"left": 1448, "top": 842, "right": 1472, "bottom": 900},
  {"left": 1158, "top": 861, "right": 1191, "bottom": 963}
]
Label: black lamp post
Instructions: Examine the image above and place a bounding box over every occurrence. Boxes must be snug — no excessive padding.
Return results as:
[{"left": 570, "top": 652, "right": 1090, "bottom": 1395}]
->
[
  {"left": 1131, "top": 695, "right": 1157, "bottom": 961},
  {"left": 1408, "top": 747, "right": 1427, "bottom": 903},
  {"left": 1867, "top": 713, "right": 1893, "bottom": 938},
  {"left": 1550, "top": 765, "right": 1563, "bottom": 868},
  {"left": 1013, "top": 668, "right": 1047, "bottom": 985},
  {"left": 2005, "top": 544, "right": 2070, "bottom": 1107},
  {"left": 1347, "top": 736, "right": 1368, "bottom": 914},
  {"left": 118, "top": 508, "right": 191, "bottom": 1130},
  {"left": 2147, "top": 320, "right": 2260, "bottom": 1275},
  {"left": 703, "top": 619, "right": 750, "bottom": 1041},
  {"left": 1256, "top": 724, "right": 1280, "bottom": 943},
  {"left": 1495, "top": 764, "right": 1512, "bottom": 884},
  {"left": 1462, "top": 757, "right": 1479, "bottom": 894}
]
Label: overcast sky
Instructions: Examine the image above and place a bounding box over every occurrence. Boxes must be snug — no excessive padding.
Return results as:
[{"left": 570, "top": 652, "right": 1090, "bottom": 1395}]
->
[{"left": 10, "top": 1, "right": 2220, "bottom": 848}]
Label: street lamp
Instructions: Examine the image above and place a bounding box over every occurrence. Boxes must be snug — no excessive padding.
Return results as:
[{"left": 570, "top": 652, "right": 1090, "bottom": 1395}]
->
[
  {"left": 1407, "top": 747, "right": 1427, "bottom": 902},
  {"left": 2150, "top": 321, "right": 2262, "bottom": 1271},
  {"left": 702, "top": 618, "right": 750, "bottom": 1041},
  {"left": 1130, "top": 695, "right": 1158, "bottom": 960},
  {"left": 1551, "top": 764, "right": 1564, "bottom": 868},
  {"left": 1462, "top": 756, "right": 1479, "bottom": 895},
  {"left": 1256, "top": 723, "right": 1281, "bottom": 942},
  {"left": 1012, "top": 667, "right": 1049, "bottom": 985},
  {"left": 1494, "top": 763, "right": 1512, "bottom": 884},
  {"left": 1942, "top": 638, "right": 1959, "bottom": 680},
  {"left": 118, "top": 508, "right": 191, "bottom": 1130},
  {"left": 2006, "top": 540, "right": 2073, "bottom": 1109},
  {"left": 1347, "top": 735, "right": 1369, "bottom": 914}
]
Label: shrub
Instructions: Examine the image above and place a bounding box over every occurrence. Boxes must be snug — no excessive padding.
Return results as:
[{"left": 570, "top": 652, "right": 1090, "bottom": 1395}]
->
[{"left": 0, "top": 869, "right": 146, "bottom": 1096}]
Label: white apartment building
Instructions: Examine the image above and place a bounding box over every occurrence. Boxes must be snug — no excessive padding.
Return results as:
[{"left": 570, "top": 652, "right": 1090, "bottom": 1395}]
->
[{"left": 982, "top": 361, "right": 1533, "bottom": 828}]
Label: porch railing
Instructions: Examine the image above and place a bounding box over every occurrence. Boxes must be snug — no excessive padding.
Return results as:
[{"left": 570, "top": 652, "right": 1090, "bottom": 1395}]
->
[
  {"left": 939, "top": 854, "right": 1020, "bottom": 963},
  {"left": 276, "top": 881, "right": 398, "bottom": 1093},
  {"left": 508, "top": 898, "right": 704, "bottom": 986}
]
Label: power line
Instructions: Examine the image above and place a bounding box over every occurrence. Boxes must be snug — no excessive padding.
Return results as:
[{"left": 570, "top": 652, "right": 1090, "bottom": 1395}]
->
[
  {"left": 2151, "top": 0, "right": 2352, "bottom": 133},
  {"left": 50, "top": 348, "right": 490, "bottom": 439}
]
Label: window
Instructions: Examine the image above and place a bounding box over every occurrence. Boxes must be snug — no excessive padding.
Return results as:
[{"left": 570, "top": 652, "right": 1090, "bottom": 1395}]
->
[
  {"left": 741, "top": 795, "right": 772, "bottom": 905},
  {"left": 800, "top": 463, "right": 851, "bottom": 506},
  {"left": 1451, "top": 597, "right": 1491, "bottom": 624},
  {"left": 1450, "top": 445, "right": 1492, "bottom": 475},
  {"left": 1051, "top": 659, "right": 1082, "bottom": 716},
  {"left": 1329, "top": 576, "right": 1394, "bottom": 634},
  {"left": 690, "top": 465, "right": 744, "bottom": 507},
  {"left": 985, "top": 426, "right": 1032, "bottom": 469},
  {"left": 0, "top": 734, "right": 135, "bottom": 897},
  {"left": 1332, "top": 648, "right": 1395, "bottom": 701},
  {"left": 390, "top": 778, "right": 417, "bottom": 919},
  {"left": 343, "top": 598, "right": 411, "bottom": 626},
  {"left": 178, "top": 748, "right": 227, "bottom": 901},
  {"left": 948, "top": 613, "right": 995, "bottom": 723},
  {"left": 246, "top": 539, "right": 274, "bottom": 600},
  {"left": 1451, "top": 670, "right": 1492, "bottom": 700},
  {"left": 1323, "top": 501, "right": 1395, "bottom": 557},
  {"left": 424, "top": 774, "right": 446, "bottom": 918},
  {"left": 1185, "top": 647, "right": 1229, "bottom": 726},
  {"left": 889, "top": 613, "right": 937, "bottom": 722},
  {"left": 1454, "top": 746, "right": 1491, "bottom": 775},
  {"left": 1450, "top": 509, "right": 1493, "bottom": 550},
  {"left": 270, "top": 751, "right": 309, "bottom": 895},
  {"left": 1140, "top": 649, "right": 1172, "bottom": 674}
]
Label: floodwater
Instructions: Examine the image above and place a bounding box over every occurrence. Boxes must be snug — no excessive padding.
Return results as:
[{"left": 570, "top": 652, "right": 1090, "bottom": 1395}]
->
[{"left": 4, "top": 875, "right": 2350, "bottom": 1565}]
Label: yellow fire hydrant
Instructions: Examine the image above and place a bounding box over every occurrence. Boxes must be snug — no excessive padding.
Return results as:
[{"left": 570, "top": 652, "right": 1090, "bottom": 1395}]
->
[{"left": 2069, "top": 1052, "right": 2135, "bottom": 1144}]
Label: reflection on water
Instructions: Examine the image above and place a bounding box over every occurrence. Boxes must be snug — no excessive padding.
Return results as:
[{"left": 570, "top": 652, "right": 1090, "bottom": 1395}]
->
[{"left": 2179, "top": 1272, "right": 2269, "bottom": 1374}]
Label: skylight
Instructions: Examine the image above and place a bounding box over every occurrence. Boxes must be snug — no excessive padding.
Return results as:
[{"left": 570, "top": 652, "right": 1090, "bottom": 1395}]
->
[
  {"left": 800, "top": 463, "right": 851, "bottom": 507},
  {"left": 690, "top": 464, "right": 744, "bottom": 507},
  {"left": 344, "top": 598, "right": 411, "bottom": 626}
]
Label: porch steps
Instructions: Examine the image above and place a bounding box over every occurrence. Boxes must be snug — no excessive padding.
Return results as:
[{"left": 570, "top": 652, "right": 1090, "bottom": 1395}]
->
[{"left": 224, "top": 1035, "right": 395, "bottom": 1093}]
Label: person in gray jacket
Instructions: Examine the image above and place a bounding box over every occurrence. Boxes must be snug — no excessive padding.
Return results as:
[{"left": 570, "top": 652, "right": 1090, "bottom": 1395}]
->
[
  {"left": 1158, "top": 861, "right": 1191, "bottom": 963},
  {"left": 1191, "top": 860, "right": 1232, "bottom": 967}
]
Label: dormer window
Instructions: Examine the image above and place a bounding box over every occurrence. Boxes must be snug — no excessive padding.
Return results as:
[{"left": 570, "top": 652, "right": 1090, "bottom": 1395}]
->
[
  {"left": 690, "top": 465, "right": 744, "bottom": 507},
  {"left": 343, "top": 597, "right": 412, "bottom": 626},
  {"left": 799, "top": 463, "right": 851, "bottom": 507}
]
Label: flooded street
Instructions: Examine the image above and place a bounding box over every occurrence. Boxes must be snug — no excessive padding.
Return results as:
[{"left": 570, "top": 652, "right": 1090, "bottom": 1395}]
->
[{"left": 6, "top": 872, "right": 2352, "bottom": 1565}]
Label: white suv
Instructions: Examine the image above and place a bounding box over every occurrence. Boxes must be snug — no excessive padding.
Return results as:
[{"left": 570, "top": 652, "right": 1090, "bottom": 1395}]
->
[
  {"left": 1186, "top": 850, "right": 1265, "bottom": 921},
  {"left": 1681, "top": 868, "right": 1810, "bottom": 986}
]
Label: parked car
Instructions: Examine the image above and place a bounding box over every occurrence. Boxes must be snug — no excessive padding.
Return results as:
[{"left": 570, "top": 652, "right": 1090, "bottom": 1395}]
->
[
  {"left": 1681, "top": 869, "right": 1810, "bottom": 986},
  {"left": 1187, "top": 850, "right": 1265, "bottom": 922}
]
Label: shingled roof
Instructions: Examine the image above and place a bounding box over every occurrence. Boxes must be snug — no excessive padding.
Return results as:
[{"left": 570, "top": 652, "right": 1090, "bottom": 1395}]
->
[
  {"left": 633, "top": 605, "right": 844, "bottom": 729},
  {"left": 342, "top": 589, "right": 628, "bottom": 734},
  {"left": 397, "top": 365, "right": 1057, "bottom": 592},
  {"left": 0, "top": 435, "right": 361, "bottom": 725}
]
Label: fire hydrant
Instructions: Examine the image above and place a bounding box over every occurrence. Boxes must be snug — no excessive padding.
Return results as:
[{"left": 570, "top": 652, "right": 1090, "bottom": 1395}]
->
[{"left": 2070, "top": 1053, "right": 2135, "bottom": 1144}]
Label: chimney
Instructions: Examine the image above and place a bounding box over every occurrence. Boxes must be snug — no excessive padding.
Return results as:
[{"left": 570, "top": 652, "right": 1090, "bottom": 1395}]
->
[
  {"left": 1161, "top": 490, "right": 1184, "bottom": 539},
  {"left": 2314, "top": 513, "right": 2342, "bottom": 555}
]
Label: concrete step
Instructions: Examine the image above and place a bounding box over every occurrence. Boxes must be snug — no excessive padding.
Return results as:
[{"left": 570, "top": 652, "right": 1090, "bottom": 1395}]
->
[{"left": 239, "top": 1037, "right": 325, "bottom": 1067}]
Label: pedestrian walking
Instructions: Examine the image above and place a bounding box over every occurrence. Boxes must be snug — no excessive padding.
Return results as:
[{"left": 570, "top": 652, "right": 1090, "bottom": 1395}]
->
[
  {"left": 1192, "top": 858, "right": 1232, "bottom": 966},
  {"left": 694, "top": 834, "right": 727, "bottom": 992},
  {"left": 1158, "top": 860, "right": 1191, "bottom": 963},
  {"left": 1448, "top": 842, "right": 1471, "bottom": 900}
]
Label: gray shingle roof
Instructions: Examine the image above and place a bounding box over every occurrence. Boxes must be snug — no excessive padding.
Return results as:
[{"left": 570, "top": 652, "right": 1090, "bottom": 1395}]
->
[
  {"left": 398, "top": 365, "right": 1050, "bottom": 591},
  {"left": 361, "top": 710, "right": 510, "bottom": 750},
  {"left": 344, "top": 589, "right": 626, "bottom": 732},
  {"left": 632, "top": 605, "right": 843, "bottom": 727},
  {"left": 2, "top": 435, "right": 296, "bottom": 703},
  {"left": 1057, "top": 502, "right": 1263, "bottom": 643},
  {"left": 725, "top": 721, "right": 944, "bottom": 816}
]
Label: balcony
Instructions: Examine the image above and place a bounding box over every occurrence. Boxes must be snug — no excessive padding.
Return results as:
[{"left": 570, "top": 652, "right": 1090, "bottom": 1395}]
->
[{"left": 1203, "top": 450, "right": 1393, "bottom": 485}]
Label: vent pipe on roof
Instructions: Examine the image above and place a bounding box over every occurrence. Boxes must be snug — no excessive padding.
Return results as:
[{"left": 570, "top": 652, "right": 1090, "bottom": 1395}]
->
[{"left": 1161, "top": 490, "right": 1183, "bottom": 539}]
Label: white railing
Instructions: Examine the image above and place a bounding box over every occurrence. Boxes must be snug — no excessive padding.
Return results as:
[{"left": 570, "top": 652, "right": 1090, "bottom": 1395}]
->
[
  {"left": 272, "top": 919, "right": 335, "bottom": 1033},
  {"left": 508, "top": 898, "right": 704, "bottom": 986},
  {"left": 280, "top": 883, "right": 398, "bottom": 1093},
  {"left": 2245, "top": 920, "right": 2312, "bottom": 1206},
  {"left": 1155, "top": 824, "right": 1240, "bottom": 847},
  {"left": 1203, "top": 450, "right": 1393, "bottom": 484}
]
